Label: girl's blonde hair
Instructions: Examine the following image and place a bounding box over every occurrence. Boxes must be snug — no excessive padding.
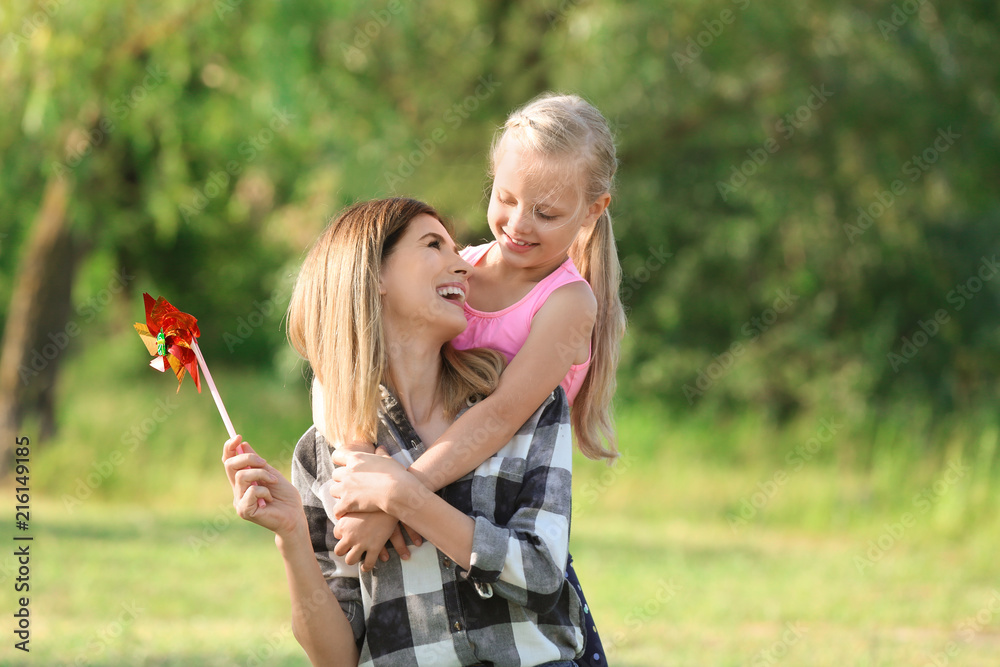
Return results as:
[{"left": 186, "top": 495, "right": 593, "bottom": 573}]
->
[
  {"left": 287, "top": 198, "right": 506, "bottom": 446},
  {"left": 491, "top": 93, "right": 626, "bottom": 461}
]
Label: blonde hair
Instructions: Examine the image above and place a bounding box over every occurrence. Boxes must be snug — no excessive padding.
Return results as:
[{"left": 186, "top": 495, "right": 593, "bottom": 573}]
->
[
  {"left": 287, "top": 198, "right": 506, "bottom": 446},
  {"left": 491, "top": 93, "right": 625, "bottom": 462}
]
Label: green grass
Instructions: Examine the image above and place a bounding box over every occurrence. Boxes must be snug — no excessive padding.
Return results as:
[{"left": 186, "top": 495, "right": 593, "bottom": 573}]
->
[
  {"left": 5, "top": 328, "right": 1000, "bottom": 665},
  {"left": 571, "top": 454, "right": 1000, "bottom": 666},
  {"left": 6, "top": 457, "right": 1000, "bottom": 666}
]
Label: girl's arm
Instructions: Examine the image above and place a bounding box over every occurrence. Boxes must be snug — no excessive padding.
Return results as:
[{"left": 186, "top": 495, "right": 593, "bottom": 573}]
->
[
  {"left": 330, "top": 390, "right": 575, "bottom": 613},
  {"left": 328, "top": 282, "right": 593, "bottom": 564},
  {"left": 223, "top": 436, "right": 361, "bottom": 666},
  {"left": 406, "top": 281, "right": 595, "bottom": 491}
]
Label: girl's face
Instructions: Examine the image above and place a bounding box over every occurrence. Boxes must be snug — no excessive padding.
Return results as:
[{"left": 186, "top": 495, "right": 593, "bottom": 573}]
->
[
  {"left": 487, "top": 137, "right": 609, "bottom": 277},
  {"left": 379, "top": 214, "right": 472, "bottom": 344}
]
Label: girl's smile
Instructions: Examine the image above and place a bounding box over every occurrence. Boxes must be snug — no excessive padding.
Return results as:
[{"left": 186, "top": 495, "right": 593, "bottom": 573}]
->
[{"left": 486, "top": 136, "right": 606, "bottom": 281}]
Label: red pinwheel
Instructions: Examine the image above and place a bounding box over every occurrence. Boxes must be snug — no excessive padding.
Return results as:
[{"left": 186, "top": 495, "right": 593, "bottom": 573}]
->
[
  {"left": 134, "top": 293, "right": 202, "bottom": 392},
  {"left": 134, "top": 293, "right": 263, "bottom": 506}
]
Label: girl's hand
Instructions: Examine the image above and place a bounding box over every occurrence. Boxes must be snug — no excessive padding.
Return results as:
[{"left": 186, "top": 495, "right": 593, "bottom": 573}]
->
[
  {"left": 329, "top": 449, "right": 412, "bottom": 517},
  {"left": 222, "top": 435, "right": 304, "bottom": 538},
  {"left": 334, "top": 511, "right": 418, "bottom": 572}
]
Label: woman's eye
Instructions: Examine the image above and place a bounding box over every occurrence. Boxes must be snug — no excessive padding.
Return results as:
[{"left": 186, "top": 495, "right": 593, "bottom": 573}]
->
[
  {"left": 535, "top": 209, "right": 556, "bottom": 221},
  {"left": 428, "top": 239, "right": 441, "bottom": 249}
]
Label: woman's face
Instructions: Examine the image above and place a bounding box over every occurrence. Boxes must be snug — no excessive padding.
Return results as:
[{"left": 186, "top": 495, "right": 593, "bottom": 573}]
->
[{"left": 380, "top": 214, "right": 472, "bottom": 345}]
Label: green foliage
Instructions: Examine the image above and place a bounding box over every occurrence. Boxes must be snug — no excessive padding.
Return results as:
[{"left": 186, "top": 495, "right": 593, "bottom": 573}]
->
[{"left": 2, "top": 0, "right": 999, "bottom": 432}]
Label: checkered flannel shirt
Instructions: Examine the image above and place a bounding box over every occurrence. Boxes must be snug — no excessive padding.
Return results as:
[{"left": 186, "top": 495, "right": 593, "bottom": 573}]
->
[{"left": 291, "top": 386, "right": 585, "bottom": 667}]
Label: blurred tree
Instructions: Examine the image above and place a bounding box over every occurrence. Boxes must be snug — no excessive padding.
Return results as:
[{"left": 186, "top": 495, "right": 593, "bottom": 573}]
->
[{"left": 1, "top": 0, "right": 998, "bottom": 466}]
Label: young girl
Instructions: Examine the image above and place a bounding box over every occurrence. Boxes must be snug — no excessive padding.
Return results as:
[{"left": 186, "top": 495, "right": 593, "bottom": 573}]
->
[{"left": 329, "top": 93, "right": 625, "bottom": 666}]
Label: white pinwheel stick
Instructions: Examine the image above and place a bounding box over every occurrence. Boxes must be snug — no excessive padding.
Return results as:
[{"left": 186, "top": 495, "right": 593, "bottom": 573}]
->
[
  {"left": 191, "top": 339, "right": 236, "bottom": 439},
  {"left": 192, "top": 339, "right": 265, "bottom": 508}
]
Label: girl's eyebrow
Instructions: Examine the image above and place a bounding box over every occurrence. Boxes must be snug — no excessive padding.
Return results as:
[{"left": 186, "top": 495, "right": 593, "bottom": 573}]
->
[
  {"left": 498, "top": 187, "right": 562, "bottom": 213},
  {"left": 533, "top": 199, "right": 563, "bottom": 214}
]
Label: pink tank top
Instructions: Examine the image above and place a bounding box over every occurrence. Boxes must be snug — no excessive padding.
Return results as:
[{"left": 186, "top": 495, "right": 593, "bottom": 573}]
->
[{"left": 451, "top": 241, "right": 593, "bottom": 405}]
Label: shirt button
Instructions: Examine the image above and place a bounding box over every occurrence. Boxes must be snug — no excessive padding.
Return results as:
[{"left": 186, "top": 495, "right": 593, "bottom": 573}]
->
[{"left": 453, "top": 621, "right": 462, "bottom": 631}]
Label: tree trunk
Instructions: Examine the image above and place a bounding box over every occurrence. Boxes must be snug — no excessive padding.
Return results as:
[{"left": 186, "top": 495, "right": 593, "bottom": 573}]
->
[{"left": 0, "top": 176, "right": 78, "bottom": 473}]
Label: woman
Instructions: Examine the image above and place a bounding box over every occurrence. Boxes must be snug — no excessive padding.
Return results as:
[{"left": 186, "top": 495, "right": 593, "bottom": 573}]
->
[{"left": 222, "top": 198, "right": 585, "bottom": 666}]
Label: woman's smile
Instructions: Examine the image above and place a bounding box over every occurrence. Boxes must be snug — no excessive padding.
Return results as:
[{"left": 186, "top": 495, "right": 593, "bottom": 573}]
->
[{"left": 436, "top": 282, "right": 467, "bottom": 306}]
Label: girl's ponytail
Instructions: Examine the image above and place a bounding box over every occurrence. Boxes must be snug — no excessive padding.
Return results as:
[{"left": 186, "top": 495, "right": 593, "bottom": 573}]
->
[
  {"left": 569, "top": 209, "right": 625, "bottom": 461},
  {"left": 493, "top": 92, "right": 625, "bottom": 462}
]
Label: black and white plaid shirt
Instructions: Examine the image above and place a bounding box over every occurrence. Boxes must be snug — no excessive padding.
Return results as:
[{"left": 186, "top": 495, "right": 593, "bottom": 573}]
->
[{"left": 291, "top": 386, "right": 585, "bottom": 667}]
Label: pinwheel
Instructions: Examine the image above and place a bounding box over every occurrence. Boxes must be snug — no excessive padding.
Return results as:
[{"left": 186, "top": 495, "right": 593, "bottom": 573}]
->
[
  {"left": 135, "top": 293, "right": 264, "bottom": 505},
  {"left": 134, "top": 293, "right": 204, "bottom": 393}
]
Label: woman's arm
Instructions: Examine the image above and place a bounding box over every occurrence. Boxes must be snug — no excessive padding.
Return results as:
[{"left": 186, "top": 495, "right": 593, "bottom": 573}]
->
[
  {"left": 223, "top": 436, "right": 360, "bottom": 667},
  {"left": 330, "top": 389, "right": 575, "bottom": 613}
]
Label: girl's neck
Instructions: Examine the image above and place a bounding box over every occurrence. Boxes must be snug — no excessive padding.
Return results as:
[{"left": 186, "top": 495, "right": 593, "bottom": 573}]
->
[
  {"left": 465, "top": 243, "right": 569, "bottom": 312},
  {"left": 488, "top": 242, "right": 569, "bottom": 284}
]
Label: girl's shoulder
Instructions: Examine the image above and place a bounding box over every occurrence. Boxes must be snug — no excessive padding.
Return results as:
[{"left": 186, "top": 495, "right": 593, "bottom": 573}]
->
[
  {"left": 459, "top": 241, "right": 494, "bottom": 266},
  {"left": 532, "top": 257, "right": 592, "bottom": 310}
]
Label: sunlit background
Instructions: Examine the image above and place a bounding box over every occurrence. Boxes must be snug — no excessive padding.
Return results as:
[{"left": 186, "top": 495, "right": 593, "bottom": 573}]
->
[{"left": 2, "top": 1, "right": 1000, "bottom": 664}]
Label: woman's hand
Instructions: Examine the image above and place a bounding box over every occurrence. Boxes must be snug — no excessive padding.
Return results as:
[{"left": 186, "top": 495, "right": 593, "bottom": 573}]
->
[{"left": 222, "top": 435, "right": 305, "bottom": 539}]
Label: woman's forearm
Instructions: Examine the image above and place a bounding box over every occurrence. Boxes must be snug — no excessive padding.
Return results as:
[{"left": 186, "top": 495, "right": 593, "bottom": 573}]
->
[{"left": 275, "top": 522, "right": 359, "bottom": 667}]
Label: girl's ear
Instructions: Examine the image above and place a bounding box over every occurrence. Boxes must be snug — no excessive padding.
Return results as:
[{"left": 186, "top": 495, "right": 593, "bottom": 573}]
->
[{"left": 585, "top": 192, "right": 611, "bottom": 227}]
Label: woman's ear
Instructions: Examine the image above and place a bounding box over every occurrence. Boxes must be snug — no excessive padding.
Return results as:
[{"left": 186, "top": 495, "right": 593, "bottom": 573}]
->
[{"left": 585, "top": 192, "right": 611, "bottom": 227}]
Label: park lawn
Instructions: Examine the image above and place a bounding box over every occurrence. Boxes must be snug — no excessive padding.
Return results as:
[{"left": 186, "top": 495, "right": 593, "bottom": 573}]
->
[
  {"left": 5, "top": 452, "right": 1000, "bottom": 667},
  {"left": 8, "top": 336, "right": 1000, "bottom": 664}
]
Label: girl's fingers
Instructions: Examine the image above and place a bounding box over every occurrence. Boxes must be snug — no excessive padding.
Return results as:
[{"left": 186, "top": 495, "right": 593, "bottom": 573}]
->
[
  {"left": 401, "top": 523, "right": 423, "bottom": 548},
  {"left": 388, "top": 525, "right": 410, "bottom": 560},
  {"left": 333, "top": 539, "right": 348, "bottom": 557},
  {"left": 344, "top": 545, "right": 365, "bottom": 567},
  {"left": 331, "top": 448, "right": 363, "bottom": 467},
  {"left": 331, "top": 502, "right": 345, "bottom": 520},
  {"left": 362, "top": 549, "right": 380, "bottom": 572}
]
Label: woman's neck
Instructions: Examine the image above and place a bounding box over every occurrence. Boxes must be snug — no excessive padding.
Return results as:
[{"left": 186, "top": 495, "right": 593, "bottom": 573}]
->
[{"left": 384, "top": 329, "right": 446, "bottom": 428}]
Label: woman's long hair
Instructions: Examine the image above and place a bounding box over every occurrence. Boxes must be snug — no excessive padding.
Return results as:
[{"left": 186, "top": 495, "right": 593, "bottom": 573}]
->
[{"left": 287, "top": 197, "right": 506, "bottom": 445}]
